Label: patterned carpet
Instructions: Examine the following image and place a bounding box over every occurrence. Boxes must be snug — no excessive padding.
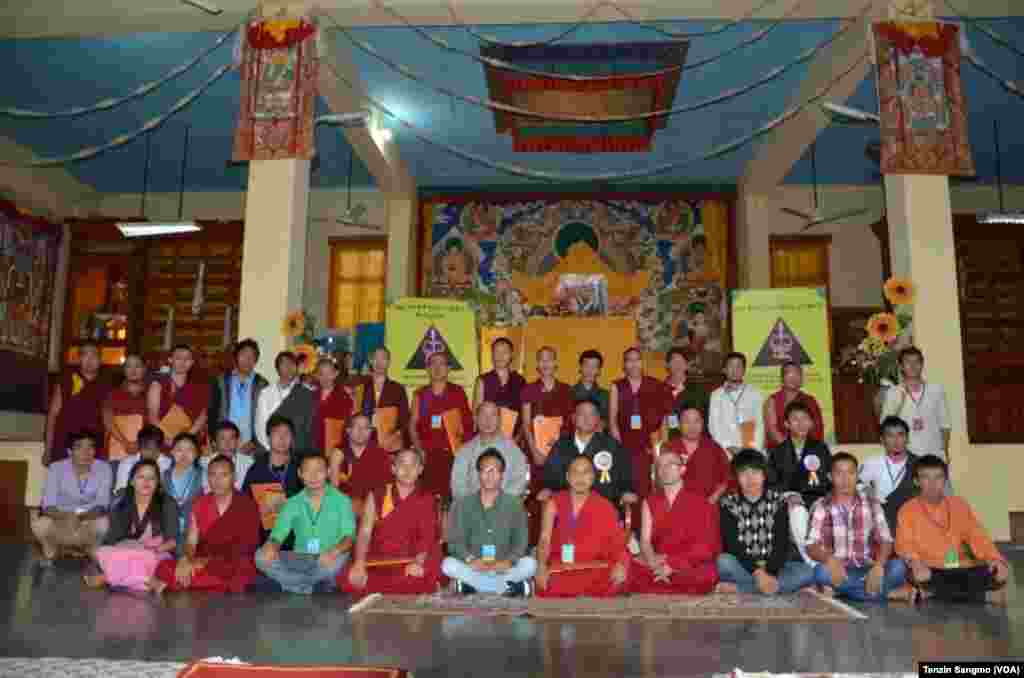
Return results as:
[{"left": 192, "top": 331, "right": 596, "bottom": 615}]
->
[
  {"left": 350, "top": 591, "right": 867, "bottom": 621},
  {"left": 0, "top": 657, "right": 186, "bottom": 678}
]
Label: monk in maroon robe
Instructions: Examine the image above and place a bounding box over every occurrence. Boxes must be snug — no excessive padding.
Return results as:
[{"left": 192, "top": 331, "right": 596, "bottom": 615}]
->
[
  {"left": 340, "top": 448, "right": 442, "bottom": 594},
  {"left": 356, "top": 347, "right": 411, "bottom": 451},
  {"left": 102, "top": 354, "right": 148, "bottom": 460},
  {"left": 153, "top": 455, "right": 261, "bottom": 593},
  {"left": 610, "top": 348, "right": 670, "bottom": 522},
  {"left": 764, "top": 362, "right": 824, "bottom": 448},
  {"left": 536, "top": 456, "right": 629, "bottom": 598},
  {"left": 521, "top": 347, "right": 576, "bottom": 493},
  {"left": 629, "top": 451, "right": 720, "bottom": 594},
  {"left": 331, "top": 414, "right": 394, "bottom": 515},
  {"left": 313, "top": 358, "right": 354, "bottom": 455},
  {"left": 47, "top": 342, "right": 111, "bottom": 463},
  {"left": 665, "top": 406, "right": 735, "bottom": 502},
  {"left": 410, "top": 353, "right": 474, "bottom": 499},
  {"left": 146, "top": 345, "right": 209, "bottom": 447},
  {"left": 474, "top": 337, "right": 526, "bottom": 429}
]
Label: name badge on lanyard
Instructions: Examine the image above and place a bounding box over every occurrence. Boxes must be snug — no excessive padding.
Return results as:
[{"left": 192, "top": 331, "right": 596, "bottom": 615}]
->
[
  {"left": 630, "top": 414, "right": 643, "bottom": 430},
  {"left": 561, "top": 543, "right": 575, "bottom": 564},
  {"left": 666, "top": 414, "right": 680, "bottom": 429},
  {"left": 431, "top": 415, "right": 442, "bottom": 429},
  {"left": 482, "top": 544, "right": 497, "bottom": 562},
  {"left": 307, "top": 538, "right": 321, "bottom": 554}
]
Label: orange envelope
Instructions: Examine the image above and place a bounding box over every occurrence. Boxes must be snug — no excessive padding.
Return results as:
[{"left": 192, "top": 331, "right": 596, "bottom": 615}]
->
[
  {"left": 158, "top": 403, "right": 192, "bottom": 441},
  {"left": 740, "top": 420, "right": 757, "bottom": 448},
  {"left": 107, "top": 414, "right": 143, "bottom": 461},
  {"left": 251, "top": 483, "right": 286, "bottom": 530},
  {"left": 499, "top": 407, "right": 519, "bottom": 439},
  {"left": 373, "top": 406, "right": 402, "bottom": 451},
  {"left": 534, "top": 416, "right": 563, "bottom": 456},
  {"left": 324, "top": 417, "right": 345, "bottom": 454},
  {"left": 441, "top": 409, "right": 464, "bottom": 454},
  {"left": 366, "top": 557, "right": 415, "bottom": 569}
]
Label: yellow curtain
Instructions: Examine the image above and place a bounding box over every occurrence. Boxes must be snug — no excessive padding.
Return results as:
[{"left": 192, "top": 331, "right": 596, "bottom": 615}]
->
[
  {"left": 771, "top": 240, "right": 829, "bottom": 288},
  {"left": 330, "top": 240, "right": 387, "bottom": 329}
]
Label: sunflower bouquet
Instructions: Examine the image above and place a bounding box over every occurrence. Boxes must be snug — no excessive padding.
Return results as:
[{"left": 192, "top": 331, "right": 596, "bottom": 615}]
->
[
  {"left": 282, "top": 309, "right": 320, "bottom": 374},
  {"left": 852, "top": 278, "right": 915, "bottom": 386}
]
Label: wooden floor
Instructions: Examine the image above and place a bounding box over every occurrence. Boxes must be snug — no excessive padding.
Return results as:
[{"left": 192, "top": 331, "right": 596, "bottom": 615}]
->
[{"left": 0, "top": 542, "right": 1021, "bottom": 677}]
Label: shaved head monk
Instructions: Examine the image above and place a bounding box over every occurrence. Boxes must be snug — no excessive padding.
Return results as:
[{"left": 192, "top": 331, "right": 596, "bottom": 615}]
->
[
  {"left": 536, "top": 455, "right": 629, "bottom": 598},
  {"left": 340, "top": 448, "right": 442, "bottom": 595},
  {"left": 628, "top": 450, "right": 721, "bottom": 594},
  {"left": 410, "top": 353, "right": 474, "bottom": 499}
]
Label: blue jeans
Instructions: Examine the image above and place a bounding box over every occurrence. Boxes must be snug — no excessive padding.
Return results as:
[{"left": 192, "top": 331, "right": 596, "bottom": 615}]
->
[
  {"left": 716, "top": 554, "right": 815, "bottom": 594},
  {"left": 255, "top": 550, "right": 349, "bottom": 595},
  {"left": 441, "top": 556, "right": 538, "bottom": 594},
  {"left": 812, "top": 558, "right": 907, "bottom": 602}
]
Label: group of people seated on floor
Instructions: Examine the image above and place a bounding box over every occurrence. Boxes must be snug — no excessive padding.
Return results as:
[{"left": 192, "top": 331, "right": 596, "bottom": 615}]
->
[{"left": 32, "top": 337, "right": 1009, "bottom": 604}]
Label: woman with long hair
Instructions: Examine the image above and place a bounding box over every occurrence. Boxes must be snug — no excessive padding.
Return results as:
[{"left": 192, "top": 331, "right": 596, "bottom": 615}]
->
[
  {"left": 164, "top": 432, "right": 203, "bottom": 554},
  {"left": 85, "top": 459, "right": 178, "bottom": 592}
]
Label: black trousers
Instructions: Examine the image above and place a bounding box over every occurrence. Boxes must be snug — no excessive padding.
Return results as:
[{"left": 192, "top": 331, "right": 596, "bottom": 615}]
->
[{"left": 920, "top": 565, "right": 1000, "bottom": 603}]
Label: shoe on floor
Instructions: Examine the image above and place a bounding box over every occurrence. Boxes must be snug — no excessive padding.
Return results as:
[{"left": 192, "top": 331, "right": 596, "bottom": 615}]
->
[
  {"left": 453, "top": 580, "right": 477, "bottom": 595},
  {"left": 504, "top": 580, "right": 531, "bottom": 598}
]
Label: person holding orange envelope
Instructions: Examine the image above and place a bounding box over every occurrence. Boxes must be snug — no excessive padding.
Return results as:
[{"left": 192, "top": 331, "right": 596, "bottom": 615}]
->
[
  {"left": 146, "top": 344, "right": 209, "bottom": 447},
  {"left": 410, "top": 352, "right": 474, "bottom": 500}
]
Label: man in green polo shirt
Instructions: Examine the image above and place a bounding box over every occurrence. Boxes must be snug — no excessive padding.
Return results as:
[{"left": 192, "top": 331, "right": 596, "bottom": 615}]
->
[
  {"left": 255, "top": 455, "right": 355, "bottom": 594},
  {"left": 442, "top": 448, "right": 536, "bottom": 596}
]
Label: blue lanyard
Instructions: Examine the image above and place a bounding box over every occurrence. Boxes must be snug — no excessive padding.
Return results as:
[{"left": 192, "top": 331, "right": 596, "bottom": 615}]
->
[
  {"left": 171, "top": 468, "right": 196, "bottom": 504},
  {"left": 270, "top": 463, "right": 289, "bottom": 485}
]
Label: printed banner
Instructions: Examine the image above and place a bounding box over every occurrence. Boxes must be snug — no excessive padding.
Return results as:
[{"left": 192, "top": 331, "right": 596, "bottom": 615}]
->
[
  {"left": 233, "top": 16, "right": 319, "bottom": 162},
  {"left": 386, "top": 298, "right": 479, "bottom": 394},
  {"left": 731, "top": 288, "right": 835, "bottom": 444},
  {"left": 873, "top": 21, "right": 974, "bottom": 176}
]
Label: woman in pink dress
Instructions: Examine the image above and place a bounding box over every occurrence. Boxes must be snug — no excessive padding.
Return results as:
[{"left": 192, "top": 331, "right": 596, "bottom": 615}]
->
[{"left": 85, "top": 459, "right": 178, "bottom": 592}]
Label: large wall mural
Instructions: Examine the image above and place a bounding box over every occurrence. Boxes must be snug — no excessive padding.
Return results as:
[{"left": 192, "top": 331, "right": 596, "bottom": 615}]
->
[{"left": 419, "top": 195, "right": 732, "bottom": 374}]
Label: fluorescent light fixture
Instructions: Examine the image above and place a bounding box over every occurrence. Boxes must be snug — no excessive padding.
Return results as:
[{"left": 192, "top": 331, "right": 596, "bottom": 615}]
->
[
  {"left": 315, "top": 112, "right": 370, "bottom": 127},
  {"left": 822, "top": 102, "right": 880, "bottom": 124},
  {"left": 117, "top": 222, "right": 201, "bottom": 238},
  {"left": 180, "top": 0, "right": 223, "bottom": 15},
  {"left": 376, "top": 128, "right": 393, "bottom": 143},
  {"left": 977, "top": 211, "right": 1024, "bottom": 225}
]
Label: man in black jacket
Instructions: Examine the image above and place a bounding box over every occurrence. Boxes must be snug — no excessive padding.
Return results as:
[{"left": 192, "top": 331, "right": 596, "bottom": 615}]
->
[
  {"left": 208, "top": 339, "right": 269, "bottom": 454},
  {"left": 859, "top": 416, "right": 919, "bottom": 531},
  {"left": 542, "top": 399, "right": 636, "bottom": 511}
]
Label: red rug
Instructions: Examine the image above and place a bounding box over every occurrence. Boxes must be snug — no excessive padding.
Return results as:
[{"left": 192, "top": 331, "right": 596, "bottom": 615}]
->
[{"left": 178, "top": 663, "right": 408, "bottom": 678}]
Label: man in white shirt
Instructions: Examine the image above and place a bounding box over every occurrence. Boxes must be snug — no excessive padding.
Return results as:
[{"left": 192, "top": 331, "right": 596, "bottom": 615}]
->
[
  {"left": 451, "top": 401, "right": 529, "bottom": 501},
  {"left": 113, "top": 425, "right": 172, "bottom": 494},
  {"left": 879, "top": 347, "right": 951, "bottom": 462},
  {"left": 708, "top": 352, "right": 765, "bottom": 455},
  {"left": 255, "top": 351, "right": 301, "bottom": 451},
  {"left": 859, "top": 416, "right": 919, "bottom": 530},
  {"left": 200, "top": 421, "right": 254, "bottom": 492}
]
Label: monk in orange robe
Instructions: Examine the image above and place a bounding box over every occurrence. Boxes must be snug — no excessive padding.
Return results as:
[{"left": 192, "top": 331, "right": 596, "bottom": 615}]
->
[
  {"left": 536, "top": 456, "right": 629, "bottom": 598},
  {"left": 332, "top": 414, "right": 394, "bottom": 514},
  {"left": 609, "top": 348, "right": 670, "bottom": 523},
  {"left": 153, "top": 455, "right": 261, "bottom": 593},
  {"left": 339, "top": 448, "right": 442, "bottom": 595},
  {"left": 410, "top": 353, "right": 474, "bottom": 499},
  {"left": 314, "top": 357, "right": 354, "bottom": 456},
  {"left": 47, "top": 342, "right": 111, "bottom": 463},
  {"left": 146, "top": 344, "right": 209, "bottom": 447},
  {"left": 629, "top": 450, "right": 720, "bottom": 594}
]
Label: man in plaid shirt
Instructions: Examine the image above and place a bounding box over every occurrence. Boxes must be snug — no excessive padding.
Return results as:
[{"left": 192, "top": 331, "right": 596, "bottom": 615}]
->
[{"left": 806, "top": 452, "right": 911, "bottom": 602}]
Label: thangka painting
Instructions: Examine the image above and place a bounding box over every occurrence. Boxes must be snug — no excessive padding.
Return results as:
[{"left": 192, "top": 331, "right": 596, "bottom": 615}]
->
[
  {"left": 0, "top": 201, "right": 60, "bottom": 359},
  {"left": 419, "top": 196, "right": 732, "bottom": 374},
  {"left": 873, "top": 21, "right": 974, "bottom": 176}
]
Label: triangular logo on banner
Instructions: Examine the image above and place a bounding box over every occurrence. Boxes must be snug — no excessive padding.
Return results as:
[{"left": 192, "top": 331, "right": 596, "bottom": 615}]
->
[
  {"left": 405, "top": 324, "right": 463, "bottom": 370},
  {"left": 752, "top": 318, "right": 813, "bottom": 367}
]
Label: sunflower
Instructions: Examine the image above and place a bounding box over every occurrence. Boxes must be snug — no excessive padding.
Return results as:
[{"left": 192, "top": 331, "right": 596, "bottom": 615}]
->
[
  {"left": 283, "top": 310, "right": 306, "bottom": 338},
  {"left": 883, "top": 277, "right": 915, "bottom": 306},
  {"left": 866, "top": 312, "right": 901, "bottom": 344},
  {"left": 293, "top": 344, "right": 319, "bottom": 375}
]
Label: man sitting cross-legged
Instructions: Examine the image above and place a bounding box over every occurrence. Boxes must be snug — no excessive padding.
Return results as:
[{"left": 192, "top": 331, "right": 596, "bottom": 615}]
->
[
  {"left": 255, "top": 454, "right": 355, "bottom": 594},
  {"left": 443, "top": 448, "right": 536, "bottom": 596},
  {"left": 536, "top": 455, "right": 629, "bottom": 598},
  {"left": 806, "top": 452, "right": 912, "bottom": 602},
  {"left": 341, "top": 448, "right": 442, "bottom": 595},
  {"left": 896, "top": 455, "right": 1010, "bottom": 605},
  {"left": 629, "top": 450, "right": 720, "bottom": 594},
  {"left": 152, "top": 454, "right": 262, "bottom": 593},
  {"left": 717, "top": 450, "right": 814, "bottom": 595}
]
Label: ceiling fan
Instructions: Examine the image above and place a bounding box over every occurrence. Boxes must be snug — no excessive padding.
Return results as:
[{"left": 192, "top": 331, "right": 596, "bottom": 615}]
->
[
  {"left": 780, "top": 140, "right": 871, "bottom": 231},
  {"left": 310, "top": 147, "right": 384, "bottom": 232},
  {"left": 180, "top": 0, "right": 222, "bottom": 15}
]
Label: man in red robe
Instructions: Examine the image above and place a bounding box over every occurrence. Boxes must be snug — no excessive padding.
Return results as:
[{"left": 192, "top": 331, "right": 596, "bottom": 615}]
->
[
  {"left": 313, "top": 357, "right": 354, "bottom": 456},
  {"left": 663, "top": 405, "right": 735, "bottom": 503},
  {"left": 473, "top": 337, "right": 526, "bottom": 420},
  {"left": 102, "top": 353, "right": 148, "bottom": 460},
  {"left": 146, "top": 344, "right": 210, "bottom": 445},
  {"left": 609, "top": 348, "right": 670, "bottom": 519},
  {"left": 410, "top": 353, "right": 474, "bottom": 499},
  {"left": 356, "top": 347, "right": 411, "bottom": 451},
  {"left": 629, "top": 450, "right": 721, "bottom": 594},
  {"left": 339, "top": 448, "right": 442, "bottom": 594},
  {"left": 152, "top": 455, "right": 262, "bottom": 593},
  {"left": 522, "top": 346, "right": 576, "bottom": 494},
  {"left": 764, "top": 362, "right": 824, "bottom": 448},
  {"left": 332, "top": 414, "right": 393, "bottom": 514},
  {"left": 536, "top": 456, "right": 629, "bottom": 598},
  {"left": 47, "top": 342, "right": 111, "bottom": 463}
]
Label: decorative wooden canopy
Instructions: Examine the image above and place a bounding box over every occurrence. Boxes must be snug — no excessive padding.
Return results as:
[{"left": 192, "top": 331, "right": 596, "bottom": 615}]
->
[{"left": 482, "top": 41, "right": 689, "bottom": 153}]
